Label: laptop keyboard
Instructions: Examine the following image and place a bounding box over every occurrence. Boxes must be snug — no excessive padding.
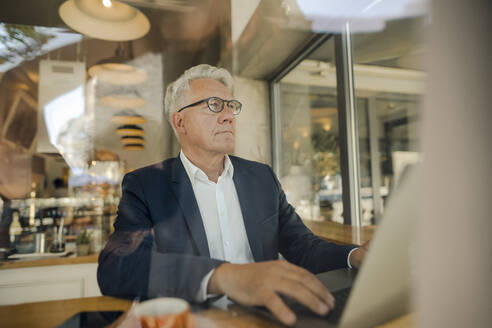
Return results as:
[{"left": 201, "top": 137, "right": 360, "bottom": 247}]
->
[
  {"left": 281, "top": 287, "right": 352, "bottom": 324},
  {"left": 325, "top": 287, "right": 351, "bottom": 323}
]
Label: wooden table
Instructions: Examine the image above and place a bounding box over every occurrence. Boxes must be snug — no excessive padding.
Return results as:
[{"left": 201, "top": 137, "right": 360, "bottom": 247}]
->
[
  {"left": 303, "top": 220, "right": 375, "bottom": 246},
  {"left": 0, "top": 296, "right": 411, "bottom": 328},
  {"left": 0, "top": 221, "right": 380, "bottom": 326},
  {"left": 0, "top": 253, "right": 99, "bottom": 270}
]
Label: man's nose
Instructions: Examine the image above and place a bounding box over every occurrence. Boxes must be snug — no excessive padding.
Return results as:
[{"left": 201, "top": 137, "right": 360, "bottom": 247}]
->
[{"left": 218, "top": 105, "right": 234, "bottom": 123}]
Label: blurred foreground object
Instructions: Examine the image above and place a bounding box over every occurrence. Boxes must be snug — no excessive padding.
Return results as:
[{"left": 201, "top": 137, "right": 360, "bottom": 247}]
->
[{"left": 416, "top": 0, "right": 492, "bottom": 326}]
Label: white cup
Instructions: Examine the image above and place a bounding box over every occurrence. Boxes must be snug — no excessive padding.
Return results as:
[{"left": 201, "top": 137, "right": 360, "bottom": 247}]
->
[{"left": 133, "top": 298, "right": 193, "bottom": 328}]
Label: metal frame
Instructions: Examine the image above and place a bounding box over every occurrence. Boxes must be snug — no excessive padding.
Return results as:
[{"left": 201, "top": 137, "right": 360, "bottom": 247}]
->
[
  {"left": 367, "top": 97, "right": 383, "bottom": 224},
  {"left": 270, "top": 83, "right": 283, "bottom": 175},
  {"left": 334, "top": 22, "right": 362, "bottom": 227},
  {"left": 270, "top": 34, "right": 334, "bottom": 84}
]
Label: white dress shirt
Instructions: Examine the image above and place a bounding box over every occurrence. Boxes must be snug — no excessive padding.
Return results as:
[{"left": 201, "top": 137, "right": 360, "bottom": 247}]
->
[{"left": 180, "top": 151, "right": 254, "bottom": 301}]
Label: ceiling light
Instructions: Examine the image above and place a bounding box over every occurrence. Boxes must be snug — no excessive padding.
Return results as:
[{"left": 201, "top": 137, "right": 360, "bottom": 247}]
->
[
  {"left": 88, "top": 43, "right": 148, "bottom": 85},
  {"left": 123, "top": 144, "right": 145, "bottom": 151},
  {"left": 59, "top": 0, "right": 150, "bottom": 41},
  {"left": 112, "top": 113, "right": 146, "bottom": 125},
  {"left": 100, "top": 93, "right": 146, "bottom": 108},
  {"left": 116, "top": 124, "right": 144, "bottom": 136},
  {"left": 88, "top": 63, "right": 148, "bottom": 85},
  {"left": 120, "top": 136, "right": 144, "bottom": 145}
]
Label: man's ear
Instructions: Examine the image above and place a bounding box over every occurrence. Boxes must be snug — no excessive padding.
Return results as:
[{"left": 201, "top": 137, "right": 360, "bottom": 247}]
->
[{"left": 171, "top": 112, "right": 186, "bottom": 135}]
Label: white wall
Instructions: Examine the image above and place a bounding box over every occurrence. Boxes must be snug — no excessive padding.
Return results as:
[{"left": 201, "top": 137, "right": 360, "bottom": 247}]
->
[
  {"left": 230, "top": 0, "right": 261, "bottom": 43},
  {"left": 232, "top": 76, "right": 271, "bottom": 165}
]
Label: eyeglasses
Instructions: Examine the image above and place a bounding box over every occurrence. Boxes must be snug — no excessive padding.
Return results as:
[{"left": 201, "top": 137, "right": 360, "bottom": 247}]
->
[{"left": 177, "top": 97, "right": 242, "bottom": 115}]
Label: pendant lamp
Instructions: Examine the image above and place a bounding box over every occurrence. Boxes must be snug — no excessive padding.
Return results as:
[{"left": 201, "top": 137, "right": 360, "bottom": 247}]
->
[
  {"left": 59, "top": 0, "right": 150, "bottom": 41},
  {"left": 88, "top": 43, "right": 148, "bottom": 85},
  {"left": 123, "top": 144, "right": 145, "bottom": 151},
  {"left": 100, "top": 93, "right": 146, "bottom": 108},
  {"left": 112, "top": 112, "right": 146, "bottom": 125},
  {"left": 116, "top": 124, "right": 144, "bottom": 136},
  {"left": 88, "top": 63, "right": 147, "bottom": 85},
  {"left": 120, "top": 136, "right": 144, "bottom": 145}
]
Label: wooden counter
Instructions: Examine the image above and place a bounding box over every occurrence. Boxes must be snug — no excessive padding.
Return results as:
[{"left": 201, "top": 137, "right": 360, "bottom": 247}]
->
[
  {"left": 303, "top": 220, "right": 375, "bottom": 246},
  {"left": 0, "top": 253, "right": 98, "bottom": 270},
  {"left": 0, "top": 221, "right": 372, "bottom": 270},
  {"left": 0, "top": 296, "right": 411, "bottom": 328},
  {"left": 0, "top": 297, "right": 129, "bottom": 328}
]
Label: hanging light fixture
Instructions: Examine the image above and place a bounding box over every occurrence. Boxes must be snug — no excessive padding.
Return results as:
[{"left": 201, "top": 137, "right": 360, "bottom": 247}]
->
[
  {"left": 116, "top": 124, "right": 144, "bottom": 136},
  {"left": 121, "top": 134, "right": 145, "bottom": 151},
  {"left": 59, "top": 0, "right": 150, "bottom": 41},
  {"left": 88, "top": 63, "right": 148, "bottom": 85},
  {"left": 112, "top": 111, "right": 146, "bottom": 125},
  {"left": 99, "top": 84, "right": 146, "bottom": 108},
  {"left": 100, "top": 93, "right": 146, "bottom": 109},
  {"left": 120, "top": 135, "right": 144, "bottom": 145},
  {"left": 123, "top": 144, "right": 145, "bottom": 151},
  {"left": 88, "top": 42, "right": 148, "bottom": 85}
]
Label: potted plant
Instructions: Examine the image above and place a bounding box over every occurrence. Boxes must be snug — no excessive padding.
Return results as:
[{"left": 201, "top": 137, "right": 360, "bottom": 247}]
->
[{"left": 76, "top": 230, "right": 91, "bottom": 256}]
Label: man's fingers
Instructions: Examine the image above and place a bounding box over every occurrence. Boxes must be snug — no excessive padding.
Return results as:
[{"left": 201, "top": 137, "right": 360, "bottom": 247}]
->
[
  {"left": 282, "top": 270, "right": 334, "bottom": 308},
  {"left": 278, "top": 261, "right": 334, "bottom": 307},
  {"left": 263, "top": 291, "right": 297, "bottom": 326},
  {"left": 220, "top": 261, "right": 335, "bottom": 325},
  {"left": 275, "top": 278, "right": 331, "bottom": 316}
]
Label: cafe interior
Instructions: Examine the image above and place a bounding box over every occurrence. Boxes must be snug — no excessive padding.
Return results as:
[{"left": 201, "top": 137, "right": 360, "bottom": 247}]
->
[{"left": 0, "top": 0, "right": 490, "bottom": 327}]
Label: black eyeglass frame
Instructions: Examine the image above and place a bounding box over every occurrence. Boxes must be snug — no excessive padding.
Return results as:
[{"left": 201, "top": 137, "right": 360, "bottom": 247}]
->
[{"left": 177, "top": 97, "right": 242, "bottom": 115}]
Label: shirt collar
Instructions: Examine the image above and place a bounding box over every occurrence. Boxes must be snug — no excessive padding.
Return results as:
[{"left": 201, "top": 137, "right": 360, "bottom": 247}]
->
[
  {"left": 180, "top": 150, "right": 234, "bottom": 183},
  {"left": 223, "top": 153, "right": 234, "bottom": 178}
]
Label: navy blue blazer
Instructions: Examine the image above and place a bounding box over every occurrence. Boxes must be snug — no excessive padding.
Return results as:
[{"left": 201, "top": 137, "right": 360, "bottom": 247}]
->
[{"left": 97, "top": 156, "right": 356, "bottom": 302}]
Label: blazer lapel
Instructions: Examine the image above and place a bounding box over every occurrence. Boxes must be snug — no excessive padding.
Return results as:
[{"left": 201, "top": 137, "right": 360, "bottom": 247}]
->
[
  {"left": 171, "top": 157, "right": 210, "bottom": 257},
  {"left": 231, "top": 158, "right": 265, "bottom": 262}
]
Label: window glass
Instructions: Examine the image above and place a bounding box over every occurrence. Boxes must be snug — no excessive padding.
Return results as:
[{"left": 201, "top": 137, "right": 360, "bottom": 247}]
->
[
  {"left": 353, "top": 16, "right": 427, "bottom": 224},
  {"left": 276, "top": 16, "right": 427, "bottom": 226},
  {"left": 278, "top": 38, "right": 346, "bottom": 223}
]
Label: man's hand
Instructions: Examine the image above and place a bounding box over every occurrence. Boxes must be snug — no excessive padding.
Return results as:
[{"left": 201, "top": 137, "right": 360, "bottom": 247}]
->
[
  {"left": 208, "top": 260, "right": 334, "bottom": 326},
  {"left": 348, "top": 240, "right": 371, "bottom": 268}
]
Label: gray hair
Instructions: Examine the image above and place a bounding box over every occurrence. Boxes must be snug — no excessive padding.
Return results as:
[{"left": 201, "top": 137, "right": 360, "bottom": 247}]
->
[{"left": 164, "top": 64, "right": 234, "bottom": 137}]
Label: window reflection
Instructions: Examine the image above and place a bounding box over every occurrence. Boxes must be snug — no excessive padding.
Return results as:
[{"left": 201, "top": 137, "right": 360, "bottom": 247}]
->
[
  {"left": 43, "top": 84, "right": 89, "bottom": 173},
  {"left": 0, "top": 23, "right": 81, "bottom": 72},
  {"left": 0, "top": 23, "right": 167, "bottom": 254},
  {"left": 278, "top": 38, "right": 344, "bottom": 223},
  {"left": 275, "top": 15, "right": 426, "bottom": 226},
  {"left": 353, "top": 16, "right": 426, "bottom": 223}
]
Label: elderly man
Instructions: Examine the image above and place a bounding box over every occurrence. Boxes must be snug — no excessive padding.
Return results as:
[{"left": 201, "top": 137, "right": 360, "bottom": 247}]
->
[{"left": 98, "top": 64, "right": 368, "bottom": 326}]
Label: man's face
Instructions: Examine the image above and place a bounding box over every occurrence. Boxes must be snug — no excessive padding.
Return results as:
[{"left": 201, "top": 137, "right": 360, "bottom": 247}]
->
[{"left": 175, "top": 78, "right": 235, "bottom": 155}]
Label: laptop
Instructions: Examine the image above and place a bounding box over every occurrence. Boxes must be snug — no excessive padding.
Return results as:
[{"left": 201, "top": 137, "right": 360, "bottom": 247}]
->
[
  {"left": 255, "top": 166, "right": 418, "bottom": 327},
  {"left": 334, "top": 166, "right": 417, "bottom": 328}
]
